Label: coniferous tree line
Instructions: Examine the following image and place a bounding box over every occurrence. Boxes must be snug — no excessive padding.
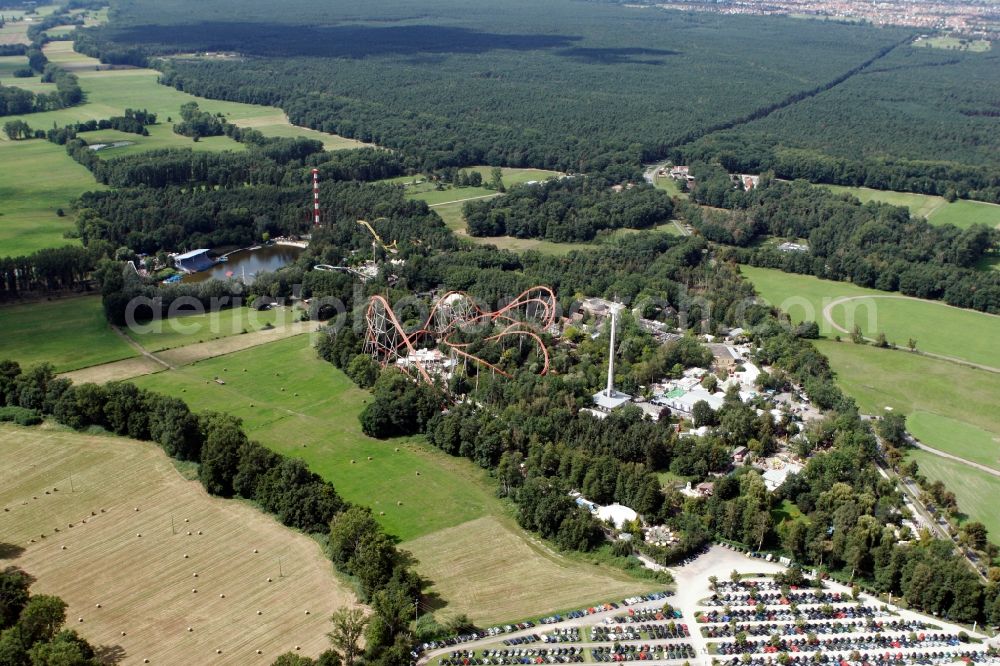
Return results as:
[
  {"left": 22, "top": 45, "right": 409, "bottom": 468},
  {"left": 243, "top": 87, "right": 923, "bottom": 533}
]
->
[
  {"left": 464, "top": 177, "right": 674, "bottom": 242},
  {"left": 0, "top": 362, "right": 422, "bottom": 664}
]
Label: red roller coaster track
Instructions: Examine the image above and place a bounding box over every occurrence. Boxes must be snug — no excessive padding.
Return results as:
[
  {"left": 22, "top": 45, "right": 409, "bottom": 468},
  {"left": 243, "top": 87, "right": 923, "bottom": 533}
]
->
[{"left": 363, "top": 287, "right": 557, "bottom": 384}]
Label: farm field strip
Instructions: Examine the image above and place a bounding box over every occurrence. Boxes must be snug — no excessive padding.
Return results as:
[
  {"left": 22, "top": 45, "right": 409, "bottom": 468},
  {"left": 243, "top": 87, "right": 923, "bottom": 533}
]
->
[
  {"left": 0, "top": 423, "right": 356, "bottom": 665},
  {"left": 403, "top": 516, "right": 654, "bottom": 626},
  {"left": 821, "top": 185, "right": 1000, "bottom": 229},
  {"left": 0, "top": 296, "right": 136, "bottom": 372},
  {"left": 128, "top": 335, "right": 655, "bottom": 623},
  {"left": 743, "top": 265, "right": 1000, "bottom": 369}
]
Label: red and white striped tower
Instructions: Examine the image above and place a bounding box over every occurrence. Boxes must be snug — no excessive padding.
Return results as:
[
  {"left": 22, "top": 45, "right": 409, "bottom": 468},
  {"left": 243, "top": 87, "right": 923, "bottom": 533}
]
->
[{"left": 311, "top": 168, "right": 321, "bottom": 227}]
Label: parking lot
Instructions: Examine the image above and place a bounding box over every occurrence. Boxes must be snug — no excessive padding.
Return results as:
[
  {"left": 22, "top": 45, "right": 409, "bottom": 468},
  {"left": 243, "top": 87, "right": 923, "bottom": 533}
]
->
[{"left": 417, "top": 546, "right": 994, "bottom": 665}]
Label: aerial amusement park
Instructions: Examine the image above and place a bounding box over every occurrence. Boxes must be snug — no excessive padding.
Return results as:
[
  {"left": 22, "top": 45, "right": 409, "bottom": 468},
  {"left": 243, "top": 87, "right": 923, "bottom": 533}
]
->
[
  {"left": 362, "top": 286, "right": 558, "bottom": 387},
  {"left": 309, "top": 169, "right": 557, "bottom": 393}
]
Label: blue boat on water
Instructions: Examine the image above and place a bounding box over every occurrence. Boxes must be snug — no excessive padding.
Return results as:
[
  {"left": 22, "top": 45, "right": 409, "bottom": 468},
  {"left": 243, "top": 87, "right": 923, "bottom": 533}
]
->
[{"left": 162, "top": 274, "right": 182, "bottom": 284}]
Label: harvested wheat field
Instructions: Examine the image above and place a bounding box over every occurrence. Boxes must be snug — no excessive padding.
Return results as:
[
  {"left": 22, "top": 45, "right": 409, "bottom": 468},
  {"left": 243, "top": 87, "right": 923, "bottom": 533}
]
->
[{"left": 0, "top": 423, "right": 357, "bottom": 665}]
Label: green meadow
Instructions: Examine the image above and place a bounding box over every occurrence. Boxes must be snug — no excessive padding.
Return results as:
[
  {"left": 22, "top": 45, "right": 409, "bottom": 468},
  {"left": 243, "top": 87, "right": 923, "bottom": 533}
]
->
[
  {"left": 905, "top": 449, "right": 1000, "bottom": 541},
  {"left": 743, "top": 265, "right": 1000, "bottom": 369},
  {"left": 0, "top": 296, "right": 136, "bottom": 372},
  {"left": 822, "top": 184, "right": 1000, "bottom": 229},
  {"left": 913, "top": 36, "right": 992, "bottom": 52},
  {"left": 815, "top": 340, "right": 1000, "bottom": 466},
  {"left": 124, "top": 304, "right": 305, "bottom": 352},
  {"left": 79, "top": 124, "right": 245, "bottom": 156},
  {"left": 907, "top": 412, "right": 1000, "bottom": 472},
  {"left": 0, "top": 139, "right": 106, "bottom": 255},
  {"left": 130, "top": 334, "right": 495, "bottom": 541}
]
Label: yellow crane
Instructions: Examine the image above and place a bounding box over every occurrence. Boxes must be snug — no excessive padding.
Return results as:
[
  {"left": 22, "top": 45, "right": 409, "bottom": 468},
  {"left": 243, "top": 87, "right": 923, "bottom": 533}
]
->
[{"left": 357, "top": 218, "right": 398, "bottom": 265}]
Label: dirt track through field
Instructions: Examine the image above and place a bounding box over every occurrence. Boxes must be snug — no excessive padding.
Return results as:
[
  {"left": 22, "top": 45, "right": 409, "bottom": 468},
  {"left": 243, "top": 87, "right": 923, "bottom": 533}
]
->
[
  {"left": 61, "top": 323, "right": 316, "bottom": 384},
  {"left": 820, "top": 295, "right": 1000, "bottom": 373},
  {"left": 0, "top": 424, "right": 358, "bottom": 665}
]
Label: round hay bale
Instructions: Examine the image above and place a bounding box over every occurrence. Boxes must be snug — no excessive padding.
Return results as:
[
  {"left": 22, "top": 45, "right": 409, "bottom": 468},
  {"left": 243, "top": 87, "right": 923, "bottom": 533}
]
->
[
  {"left": 78, "top": 617, "right": 83, "bottom": 622},
  {"left": 187, "top": 531, "right": 192, "bottom": 536},
  {"left": 304, "top": 610, "right": 310, "bottom": 615},
  {"left": 192, "top": 589, "right": 197, "bottom": 593},
  {"left": 61, "top": 545, "right": 67, "bottom": 550},
  {"left": 183, "top": 554, "right": 189, "bottom": 559},
  {"left": 395, "top": 447, "right": 400, "bottom": 452},
  {"left": 267, "top": 577, "right": 272, "bottom": 583},
  {"left": 134, "top": 507, "right": 139, "bottom": 512},
  {"left": 350, "top": 459, "right": 356, "bottom": 464},
  {"left": 96, "top": 604, "right": 101, "bottom": 608},
  {"left": 295, "top": 646, "right": 301, "bottom": 651},
  {"left": 219, "top": 593, "right": 225, "bottom": 598},
  {"left": 367, "top": 456, "right": 372, "bottom": 461},
  {"left": 379, "top": 511, "right": 385, "bottom": 516},
  {"left": 136, "top": 533, "right": 141, "bottom": 538},
  {"left": 197, "top": 530, "right": 202, "bottom": 535},
  {"left": 396, "top": 501, "right": 402, "bottom": 506},
  {"left": 184, "top": 518, "right": 189, "bottom": 522},
  {"left": 121, "top": 632, "right": 126, "bottom": 637},
  {"left": 415, "top": 471, "right": 420, "bottom": 476},
  {"left": 253, "top": 548, "right": 258, "bottom": 554},
  {"left": 216, "top": 649, "right": 222, "bottom": 654},
  {"left": 294, "top": 392, "right": 298, "bottom": 397},
  {"left": 143, "top": 659, "right": 148, "bottom": 663},
  {"left": 257, "top": 610, "right": 262, "bottom": 616},
  {"left": 257, "top": 649, "right": 262, "bottom": 654},
  {"left": 187, "top": 627, "right": 193, "bottom": 632},
  {"left": 193, "top": 572, "right": 198, "bottom": 577}
]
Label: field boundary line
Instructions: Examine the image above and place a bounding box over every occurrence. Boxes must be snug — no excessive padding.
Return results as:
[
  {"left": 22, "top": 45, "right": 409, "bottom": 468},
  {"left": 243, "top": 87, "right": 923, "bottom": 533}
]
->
[
  {"left": 111, "top": 324, "right": 174, "bottom": 370},
  {"left": 905, "top": 434, "right": 1000, "bottom": 478},
  {"left": 428, "top": 193, "right": 502, "bottom": 208},
  {"left": 820, "top": 295, "right": 1000, "bottom": 373}
]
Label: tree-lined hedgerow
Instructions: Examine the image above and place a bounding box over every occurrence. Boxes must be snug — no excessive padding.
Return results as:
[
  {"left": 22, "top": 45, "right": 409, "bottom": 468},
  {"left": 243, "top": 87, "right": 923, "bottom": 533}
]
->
[{"left": 0, "top": 361, "right": 422, "bottom": 665}]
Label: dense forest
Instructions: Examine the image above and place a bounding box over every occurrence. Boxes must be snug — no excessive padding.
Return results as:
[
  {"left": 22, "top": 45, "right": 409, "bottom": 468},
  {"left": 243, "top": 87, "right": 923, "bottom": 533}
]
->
[
  {"left": 465, "top": 177, "right": 674, "bottom": 242},
  {"left": 678, "top": 44, "right": 1000, "bottom": 200},
  {"left": 73, "top": 0, "right": 913, "bottom": 177}
]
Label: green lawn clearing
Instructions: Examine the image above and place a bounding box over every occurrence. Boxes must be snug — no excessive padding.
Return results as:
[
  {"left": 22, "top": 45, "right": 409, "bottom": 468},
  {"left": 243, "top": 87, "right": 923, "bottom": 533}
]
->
[
  {"left": 78, "top": 124, "right": 245, "bottom": 156},
  {"left": 743, "top": 265, "right": 1000, "bottom": 369},
  {"left": 814, "top": 339, "right": 1000, "bottom": 463},
  {"left": 0, "top": 138, "right": 106, "bottom": 255},
  {"left": 0, "top": 296, "right": 136, "bottom": 372},
  {"left": 905, "top": 449, "right": 1000, "bottom": 541},
  {"left": 124, "top": 305, "right": 305, "bottom": 352},
  {"left": 129, "top": 334, "right": 495, "bottom": 541},
  {"left": 927, "top": 199, "right": 1000, "bottom": 230},
  {"left": 913, "top": 36, "right": 991, "bottom": 52},
  {"left": 906, "top": 411, "right": 1000, "bottom": 472},
  {"left": 822, "top": 185, "right": 1000, "bottom": 229}
]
